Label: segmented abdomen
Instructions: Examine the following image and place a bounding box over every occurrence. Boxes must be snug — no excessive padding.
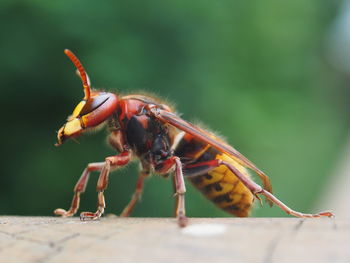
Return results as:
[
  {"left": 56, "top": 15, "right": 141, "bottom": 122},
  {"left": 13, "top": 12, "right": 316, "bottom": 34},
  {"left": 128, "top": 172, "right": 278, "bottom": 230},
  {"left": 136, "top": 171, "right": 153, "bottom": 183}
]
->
[
  {"left": 174, "top": 133, "right": 254, "bottom": 217},
  {"left": 190, "top": 153, "right": 254, "bottom": 217}
]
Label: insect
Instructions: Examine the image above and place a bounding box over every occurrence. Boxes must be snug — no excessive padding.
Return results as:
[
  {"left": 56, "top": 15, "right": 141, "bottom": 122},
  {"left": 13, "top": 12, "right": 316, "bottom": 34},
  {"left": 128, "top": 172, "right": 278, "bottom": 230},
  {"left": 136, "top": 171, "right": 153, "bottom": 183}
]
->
[{"left": 54, "top": 49, "right": 333, "bottom": 227}]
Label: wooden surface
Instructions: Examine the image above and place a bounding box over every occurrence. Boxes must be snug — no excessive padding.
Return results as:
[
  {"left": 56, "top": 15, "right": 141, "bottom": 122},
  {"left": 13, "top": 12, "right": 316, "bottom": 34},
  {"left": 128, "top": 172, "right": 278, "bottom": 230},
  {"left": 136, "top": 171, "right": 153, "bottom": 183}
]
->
[{"left": 0, "top": 216, "right": 348, "bottom": 263}]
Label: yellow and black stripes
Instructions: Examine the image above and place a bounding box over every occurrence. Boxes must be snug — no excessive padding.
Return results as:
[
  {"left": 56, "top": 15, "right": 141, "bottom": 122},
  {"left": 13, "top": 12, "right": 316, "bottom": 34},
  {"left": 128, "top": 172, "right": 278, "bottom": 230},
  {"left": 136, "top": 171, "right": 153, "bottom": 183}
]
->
[
  {"left": 174, "top": 133, "right": 254, "bottom": 217},
  {"left": 189, "top": 154, "right": 254, "bottom": 217}
]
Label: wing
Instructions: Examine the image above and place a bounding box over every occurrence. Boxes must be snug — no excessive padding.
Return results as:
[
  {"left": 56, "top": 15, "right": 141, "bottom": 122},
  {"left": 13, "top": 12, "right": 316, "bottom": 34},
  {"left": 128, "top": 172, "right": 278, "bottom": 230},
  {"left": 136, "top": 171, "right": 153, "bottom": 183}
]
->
[{"left": 150, "top": 107, "right": 273, "bottom": 200}]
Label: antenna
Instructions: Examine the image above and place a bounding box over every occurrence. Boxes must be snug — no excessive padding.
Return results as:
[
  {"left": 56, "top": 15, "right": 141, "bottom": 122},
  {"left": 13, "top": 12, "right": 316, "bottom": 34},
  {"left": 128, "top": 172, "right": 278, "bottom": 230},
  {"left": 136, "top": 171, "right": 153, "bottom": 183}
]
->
[{"left": 64, "top": 49, "right": 91, "bottom": 100}]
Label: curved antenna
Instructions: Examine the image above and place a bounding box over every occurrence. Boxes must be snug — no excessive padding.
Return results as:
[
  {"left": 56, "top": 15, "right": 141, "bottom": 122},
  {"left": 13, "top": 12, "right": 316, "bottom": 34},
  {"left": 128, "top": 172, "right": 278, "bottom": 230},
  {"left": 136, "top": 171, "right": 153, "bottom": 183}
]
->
[
  {"left": 75, "top": 69, "right": 91, "bottom": 87},
  {"left": 64, "top": 49, "right": 91, "bottom": 100}
]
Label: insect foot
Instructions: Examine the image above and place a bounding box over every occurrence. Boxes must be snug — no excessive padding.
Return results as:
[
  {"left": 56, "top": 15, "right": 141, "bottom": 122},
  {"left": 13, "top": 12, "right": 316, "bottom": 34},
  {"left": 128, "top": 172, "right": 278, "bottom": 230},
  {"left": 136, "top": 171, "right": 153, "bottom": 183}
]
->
[
  {"left": 178, "top": 214, "right": 189, "bottom": 228},
  {"left": 54, "top": 49, "right": 334, "bottom": 227},
  {"left": 80, "top": 211, "right": 103, "bottom": 221},
  {"left": 54, "top": 208, "right": 76, "bottom": 217}
]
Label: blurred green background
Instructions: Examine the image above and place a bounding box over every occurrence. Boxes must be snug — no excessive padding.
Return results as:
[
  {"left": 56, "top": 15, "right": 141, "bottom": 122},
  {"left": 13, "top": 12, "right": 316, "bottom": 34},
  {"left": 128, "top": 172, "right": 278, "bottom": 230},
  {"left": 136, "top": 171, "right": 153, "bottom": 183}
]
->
[{"left": 0, "top": 0, "right": 347, "bottom": 218}]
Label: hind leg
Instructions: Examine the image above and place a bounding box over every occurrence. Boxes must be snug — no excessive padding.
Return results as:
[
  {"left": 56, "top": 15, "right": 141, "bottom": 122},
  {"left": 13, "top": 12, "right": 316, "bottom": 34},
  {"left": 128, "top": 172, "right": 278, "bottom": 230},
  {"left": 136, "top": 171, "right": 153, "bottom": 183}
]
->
[
  {"left": 184, "top": 159, "right": 333, "bottom": 218},
  {"left": 220, "top": 161, "right": 334, "bottom": 218}
]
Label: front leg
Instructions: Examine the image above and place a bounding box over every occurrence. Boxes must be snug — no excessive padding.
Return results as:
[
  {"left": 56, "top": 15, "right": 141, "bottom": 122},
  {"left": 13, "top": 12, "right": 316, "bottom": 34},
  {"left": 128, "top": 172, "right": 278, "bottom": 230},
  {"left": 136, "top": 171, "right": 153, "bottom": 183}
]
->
[
  {"left": 80, "top": 150, "right": 131, "bottom": 220},
  {"left": 54, "top": 162, "right": 105, "bottom": 217}
]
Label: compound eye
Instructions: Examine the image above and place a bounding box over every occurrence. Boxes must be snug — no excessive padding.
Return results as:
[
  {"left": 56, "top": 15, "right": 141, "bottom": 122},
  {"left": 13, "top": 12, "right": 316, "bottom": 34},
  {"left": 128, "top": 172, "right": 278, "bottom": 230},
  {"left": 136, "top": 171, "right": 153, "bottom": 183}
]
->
[{"left": 79, "top": 94, "right": 110, "bottom": 116}]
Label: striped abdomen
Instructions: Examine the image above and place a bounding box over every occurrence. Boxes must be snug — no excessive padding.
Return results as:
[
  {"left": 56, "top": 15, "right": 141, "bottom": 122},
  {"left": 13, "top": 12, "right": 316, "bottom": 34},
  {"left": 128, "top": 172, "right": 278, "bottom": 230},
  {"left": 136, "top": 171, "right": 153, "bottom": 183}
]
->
[
  {"left": 174, "top": 133, "right": 254, "bottom": 217},
  {"left": 190, "top": 153, "right": 254, "bottom": 217}
]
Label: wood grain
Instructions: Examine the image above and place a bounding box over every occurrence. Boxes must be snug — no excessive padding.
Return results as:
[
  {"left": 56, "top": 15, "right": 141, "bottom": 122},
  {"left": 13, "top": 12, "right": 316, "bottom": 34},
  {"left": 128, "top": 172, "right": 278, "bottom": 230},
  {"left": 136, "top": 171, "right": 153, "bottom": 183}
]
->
[{"left": 0, "top": 216, "right": 348, "bottom": 263}]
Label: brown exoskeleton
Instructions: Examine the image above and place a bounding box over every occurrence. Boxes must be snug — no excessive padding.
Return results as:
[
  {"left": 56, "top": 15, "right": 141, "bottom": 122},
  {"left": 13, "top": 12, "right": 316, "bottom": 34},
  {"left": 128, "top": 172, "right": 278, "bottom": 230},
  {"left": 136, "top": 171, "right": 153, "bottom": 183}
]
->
[{"left": 54, "top": 49, "right": 333, "bottom": 227}]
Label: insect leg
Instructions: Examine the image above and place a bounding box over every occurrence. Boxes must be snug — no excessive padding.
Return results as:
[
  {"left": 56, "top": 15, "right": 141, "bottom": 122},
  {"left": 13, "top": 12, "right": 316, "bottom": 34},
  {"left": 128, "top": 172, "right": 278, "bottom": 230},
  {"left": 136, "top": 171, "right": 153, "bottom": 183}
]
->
[
  {"left": 155, "top": 155, "right": 188, "bottom": 226},
  {"left": 120, "top": 168, "right": 150, "bottom": 217},
  {"left": 80, "top": 151, "right": 131, "bottom": 220},
  {"left": 221, "top": 161, "right": 334, "bottom": 218},
  {"left": 145, "top": 105, "right": 274, "bottom": 205},
  {"left": 172, "top": 157, "right": 188, "bottom": 227},
  {"left": 54, "top": 162, "right": 105, "bottom": 217}
]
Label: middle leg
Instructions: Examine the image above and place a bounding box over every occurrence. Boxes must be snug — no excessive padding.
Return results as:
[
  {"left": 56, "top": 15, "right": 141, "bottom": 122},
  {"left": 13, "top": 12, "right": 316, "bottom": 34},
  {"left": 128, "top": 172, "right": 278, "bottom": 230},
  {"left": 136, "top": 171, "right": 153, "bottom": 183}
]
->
[
  {"left": 172, "top": 157, "right": 188, "bottom": 227},
  {"left": 120, "top": 167, "right": 150, "bottom": 217},
  {"left": 155, "top": 156, "right": 188, "bottom": 227}
]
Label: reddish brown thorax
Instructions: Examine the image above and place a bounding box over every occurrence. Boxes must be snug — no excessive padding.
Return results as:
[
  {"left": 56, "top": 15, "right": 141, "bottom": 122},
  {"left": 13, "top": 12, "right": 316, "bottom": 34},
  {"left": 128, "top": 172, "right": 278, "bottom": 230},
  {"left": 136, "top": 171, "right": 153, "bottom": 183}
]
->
[{"left": 54, "top": 49, "right": 334, "bottom": 227}]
